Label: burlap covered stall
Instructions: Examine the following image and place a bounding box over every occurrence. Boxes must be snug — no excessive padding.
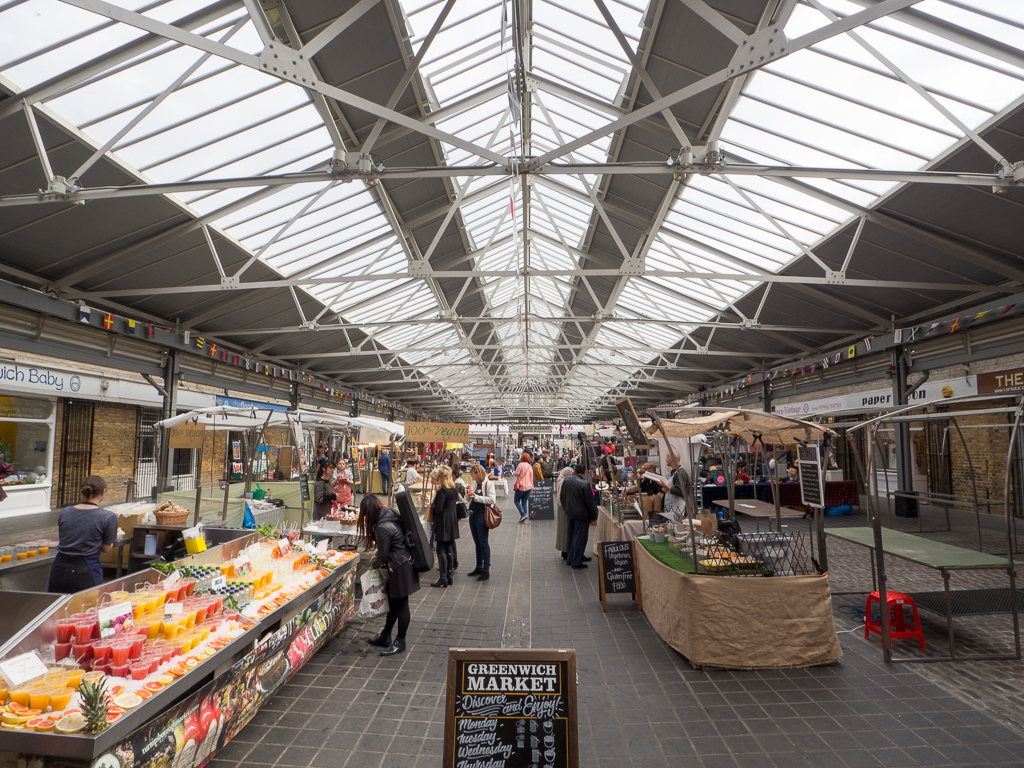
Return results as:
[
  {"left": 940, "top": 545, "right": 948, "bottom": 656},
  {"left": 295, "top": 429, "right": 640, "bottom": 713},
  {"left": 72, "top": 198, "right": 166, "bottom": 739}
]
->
[{"left": 635, "top": 544, "right": 843, "bottom": 669}]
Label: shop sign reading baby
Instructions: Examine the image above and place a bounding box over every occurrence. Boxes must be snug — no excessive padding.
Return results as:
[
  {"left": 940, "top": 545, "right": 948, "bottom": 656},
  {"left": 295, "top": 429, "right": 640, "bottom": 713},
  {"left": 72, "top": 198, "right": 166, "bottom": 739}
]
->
[{"left": 404, "top": 422, "right": 470, "bottom": 443}]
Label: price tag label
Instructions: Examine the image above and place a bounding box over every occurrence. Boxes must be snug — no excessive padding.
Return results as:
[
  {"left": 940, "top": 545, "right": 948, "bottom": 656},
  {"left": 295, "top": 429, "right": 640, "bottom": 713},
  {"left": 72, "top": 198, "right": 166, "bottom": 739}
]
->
[
  {"left": 276, "top": 538, "right": 290, "bottom": 555},
  {"left": 233, "top": 557, "right": 251, "bottom": 576},
  {"left": 162, "top": 570, "right": 181, "bottom": 588},
  {"left": 0, "top": 651, "right": 48, "bottom": 688},
  {"left": 211, "top": 575, "right": 227, "bottom": 591},
  {"left": 98, "top": 601, "right": 135, "bottom": 638},
  {"left": 164, "top": 601, "right": 184, "bottom": 621}
]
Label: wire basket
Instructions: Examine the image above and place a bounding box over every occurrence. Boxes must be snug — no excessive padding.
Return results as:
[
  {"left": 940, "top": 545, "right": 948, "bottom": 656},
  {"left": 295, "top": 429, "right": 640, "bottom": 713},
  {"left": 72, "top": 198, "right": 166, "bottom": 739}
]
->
[{"left": 155, "top": 509, "right": 191, "bottom": 525}]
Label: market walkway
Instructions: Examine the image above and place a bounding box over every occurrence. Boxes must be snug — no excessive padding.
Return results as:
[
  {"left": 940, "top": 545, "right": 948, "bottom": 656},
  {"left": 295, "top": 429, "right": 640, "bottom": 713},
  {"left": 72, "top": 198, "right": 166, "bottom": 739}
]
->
[{"left": 205, "top": 494, "right": 1024, "bottom": 768}]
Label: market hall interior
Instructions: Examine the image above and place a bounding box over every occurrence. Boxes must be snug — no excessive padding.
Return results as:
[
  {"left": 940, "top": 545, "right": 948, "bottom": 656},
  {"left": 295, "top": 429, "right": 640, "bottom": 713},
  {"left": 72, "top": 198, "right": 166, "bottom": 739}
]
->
[{"left": 3, "top": 0, "right": 1024, "bottom": 765}]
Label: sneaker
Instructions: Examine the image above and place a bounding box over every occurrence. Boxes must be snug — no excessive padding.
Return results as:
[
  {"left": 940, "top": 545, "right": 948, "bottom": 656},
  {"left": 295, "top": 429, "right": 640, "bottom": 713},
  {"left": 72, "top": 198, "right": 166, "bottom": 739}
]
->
[{"left": 519, "top": 516, "right": 528, "bottom": 524}]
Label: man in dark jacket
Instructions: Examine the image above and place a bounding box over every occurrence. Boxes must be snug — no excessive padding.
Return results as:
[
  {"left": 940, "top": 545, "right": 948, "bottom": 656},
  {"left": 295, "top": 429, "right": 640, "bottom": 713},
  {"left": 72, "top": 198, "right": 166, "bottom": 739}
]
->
[
  {"left": 539, "top": 451, "right": 556, "bottom": 480},
  {"left": 559, "top": 463, "right": 598, "bottom": 568}
]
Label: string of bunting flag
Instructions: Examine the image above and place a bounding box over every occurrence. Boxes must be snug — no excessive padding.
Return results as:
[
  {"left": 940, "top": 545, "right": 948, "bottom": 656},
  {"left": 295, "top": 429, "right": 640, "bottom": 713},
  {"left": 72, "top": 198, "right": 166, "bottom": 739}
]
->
[
  {"left": 76, "top": 304, "right": 426, "bottom": 419},
  {"left": 683, "top": 293, "right": 1024, "bottom": 407}
]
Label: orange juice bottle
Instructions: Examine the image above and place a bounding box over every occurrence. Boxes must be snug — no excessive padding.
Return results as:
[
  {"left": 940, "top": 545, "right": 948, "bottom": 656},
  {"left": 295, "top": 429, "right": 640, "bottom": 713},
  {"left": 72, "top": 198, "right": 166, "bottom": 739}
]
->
[{"left": 48, "top": 688, "right": 74, "bottom": 711}]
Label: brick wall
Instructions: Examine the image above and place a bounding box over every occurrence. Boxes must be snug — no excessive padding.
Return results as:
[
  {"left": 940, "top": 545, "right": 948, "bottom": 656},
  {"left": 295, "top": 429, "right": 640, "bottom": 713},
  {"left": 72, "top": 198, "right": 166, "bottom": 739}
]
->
[
  {"left": 90, "top": 402, "right": 139, "bottom": 505},
  {"left": 943, "top": 401, "right": 1016, "bottom": 514}
]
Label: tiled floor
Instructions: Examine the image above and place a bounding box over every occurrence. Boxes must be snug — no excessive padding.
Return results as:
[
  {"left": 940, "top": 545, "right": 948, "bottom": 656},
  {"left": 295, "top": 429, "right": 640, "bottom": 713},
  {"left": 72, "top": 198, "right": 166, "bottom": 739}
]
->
[{"left": 201, "top": 497, "right": 1024, "bottom": 768}]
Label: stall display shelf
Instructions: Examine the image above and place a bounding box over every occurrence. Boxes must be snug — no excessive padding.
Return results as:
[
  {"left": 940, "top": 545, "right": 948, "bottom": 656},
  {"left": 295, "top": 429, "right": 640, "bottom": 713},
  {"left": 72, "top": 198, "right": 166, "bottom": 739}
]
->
[{"left": 0, "top": 532, "right": 360, "bottom": 762}]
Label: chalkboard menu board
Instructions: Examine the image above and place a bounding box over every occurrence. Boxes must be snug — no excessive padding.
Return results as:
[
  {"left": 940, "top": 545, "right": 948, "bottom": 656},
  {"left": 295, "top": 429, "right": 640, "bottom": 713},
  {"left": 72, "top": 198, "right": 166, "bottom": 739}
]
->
[
  {"left": 599, "top": 541, "right": 641, "bottom": 612},
  {"left": 615, "top": 396, "right": 650, "bottom": 447},
  {"left": 529, "top": 479, "right": 555, "bottom": 520},
  {"left": 443, "top": 649, "right": 578, "bottom": 768},
  {"left": 797, "top": 445, "right": 823, "bottom": 508}
]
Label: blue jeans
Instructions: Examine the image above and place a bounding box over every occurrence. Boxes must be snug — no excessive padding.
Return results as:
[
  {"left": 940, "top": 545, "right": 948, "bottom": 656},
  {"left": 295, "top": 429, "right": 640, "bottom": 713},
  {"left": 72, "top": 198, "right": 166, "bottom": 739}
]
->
[
  {"left": 380, "top": 472, "right": 391, "bottom": 493},
  {"left": 514, "top": 489, "right": 531, "bottom": 519},
  {"left": 469, "top": 510, "right": 490, "bottom": 571}
]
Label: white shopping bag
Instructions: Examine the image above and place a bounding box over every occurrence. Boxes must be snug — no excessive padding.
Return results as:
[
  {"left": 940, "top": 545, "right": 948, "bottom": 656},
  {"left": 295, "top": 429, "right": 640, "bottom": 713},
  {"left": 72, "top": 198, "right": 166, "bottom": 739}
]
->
[{"left": 358, "top": 568, "right": 389, "bottom": 618}]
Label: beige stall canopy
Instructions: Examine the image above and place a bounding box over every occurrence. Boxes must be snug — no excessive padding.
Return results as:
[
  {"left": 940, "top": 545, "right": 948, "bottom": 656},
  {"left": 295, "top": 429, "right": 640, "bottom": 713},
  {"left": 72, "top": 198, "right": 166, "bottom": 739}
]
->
[{"left": 646, "top": 410, "right": 835, "bottom": 446}]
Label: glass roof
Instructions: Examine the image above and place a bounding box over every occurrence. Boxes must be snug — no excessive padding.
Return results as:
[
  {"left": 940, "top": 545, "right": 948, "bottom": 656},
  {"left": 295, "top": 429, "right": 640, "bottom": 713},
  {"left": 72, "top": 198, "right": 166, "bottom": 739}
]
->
[{"left": 1, "top": 0, "right": 1022, "bottom": 418}]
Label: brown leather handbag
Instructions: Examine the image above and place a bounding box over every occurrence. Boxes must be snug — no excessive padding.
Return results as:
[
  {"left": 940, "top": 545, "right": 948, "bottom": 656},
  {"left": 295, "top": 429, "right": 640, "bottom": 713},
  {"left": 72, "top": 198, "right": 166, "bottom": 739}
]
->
[{"left": 484, "top": 503, "right": 503, "bottom": 529}]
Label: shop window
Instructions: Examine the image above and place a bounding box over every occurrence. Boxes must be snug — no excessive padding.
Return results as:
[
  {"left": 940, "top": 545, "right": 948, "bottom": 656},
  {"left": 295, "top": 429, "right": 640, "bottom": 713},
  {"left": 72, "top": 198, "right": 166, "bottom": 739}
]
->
[{"left": 0, "top": 421, "right": 52, "bottom": 480}]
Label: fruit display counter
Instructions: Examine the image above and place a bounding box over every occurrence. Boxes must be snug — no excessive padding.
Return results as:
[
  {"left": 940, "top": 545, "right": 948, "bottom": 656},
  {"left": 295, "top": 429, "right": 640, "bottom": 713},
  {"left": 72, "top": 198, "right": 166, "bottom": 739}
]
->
[{"left": 0, "top": 531, "right": 360, "bottom": 766}]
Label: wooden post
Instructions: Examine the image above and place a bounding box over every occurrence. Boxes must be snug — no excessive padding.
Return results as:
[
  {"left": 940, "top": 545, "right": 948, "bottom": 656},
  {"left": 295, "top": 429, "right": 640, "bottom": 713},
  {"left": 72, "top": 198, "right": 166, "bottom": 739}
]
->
[
  {"left": 193, "top": 485, "right": 202, "bottom": 527},
  {"left": 633, "top": 540, "right": 642, "bottom": 612}
]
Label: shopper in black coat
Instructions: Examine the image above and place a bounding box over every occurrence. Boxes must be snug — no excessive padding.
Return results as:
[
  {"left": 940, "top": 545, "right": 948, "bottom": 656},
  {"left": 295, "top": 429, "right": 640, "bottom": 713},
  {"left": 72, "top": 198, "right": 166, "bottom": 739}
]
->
[
  {"left": 559, "top": 463, "right": 598, "bottom": 568},
  {"left": 430, "top": 465, "right": 460, "bottom": 587},
  {"left": 358, "top": 494, "right": 419, "bottom": 656},
  {"left": 312, "top": 459, "right": 337, "bottom": 521}
]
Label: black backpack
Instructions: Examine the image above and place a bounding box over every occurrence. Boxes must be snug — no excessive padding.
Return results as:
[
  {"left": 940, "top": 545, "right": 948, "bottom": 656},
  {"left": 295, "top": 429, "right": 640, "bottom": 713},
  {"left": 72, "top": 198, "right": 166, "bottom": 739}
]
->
[{"left": 394, "top": 490, "right": 434, "bottom": 573}]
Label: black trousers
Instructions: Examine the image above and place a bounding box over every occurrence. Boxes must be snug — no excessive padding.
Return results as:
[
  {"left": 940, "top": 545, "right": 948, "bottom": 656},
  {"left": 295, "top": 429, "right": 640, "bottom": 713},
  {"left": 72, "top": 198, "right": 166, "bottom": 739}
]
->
[
  {"left": 566, "top": 518, "right": 590, "bottom": 567},
  {"left": 383, "top": 594, "right": 410, "bottom": 640},
  {"left": 437, "top": 540, "right": 455, "bottom": 583}
]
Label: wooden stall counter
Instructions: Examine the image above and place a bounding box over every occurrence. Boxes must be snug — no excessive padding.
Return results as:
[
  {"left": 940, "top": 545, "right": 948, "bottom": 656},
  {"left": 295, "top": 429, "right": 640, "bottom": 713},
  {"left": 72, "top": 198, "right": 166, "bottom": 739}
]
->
[{"left": 634, "top": 539, "right": 842, "bottom": 670}]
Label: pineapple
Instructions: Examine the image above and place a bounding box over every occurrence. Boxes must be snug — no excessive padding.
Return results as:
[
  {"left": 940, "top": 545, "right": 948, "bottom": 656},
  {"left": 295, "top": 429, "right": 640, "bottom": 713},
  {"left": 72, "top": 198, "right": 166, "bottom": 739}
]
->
[{"left": 79, "top": 678, "right": 111, "bottom": 734}]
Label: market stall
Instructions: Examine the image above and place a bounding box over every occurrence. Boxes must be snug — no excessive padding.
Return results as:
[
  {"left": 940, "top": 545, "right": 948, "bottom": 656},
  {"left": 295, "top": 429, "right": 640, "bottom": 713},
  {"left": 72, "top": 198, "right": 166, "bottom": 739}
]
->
[
  {"left": 592, "top": 408, "right": 845, "bottom": 669},
  {"left": 153, "top": 407, "right": 405, "bottom": 528},
  {"left": 0, "top": 527, "right": 359, "bottom": 765}
]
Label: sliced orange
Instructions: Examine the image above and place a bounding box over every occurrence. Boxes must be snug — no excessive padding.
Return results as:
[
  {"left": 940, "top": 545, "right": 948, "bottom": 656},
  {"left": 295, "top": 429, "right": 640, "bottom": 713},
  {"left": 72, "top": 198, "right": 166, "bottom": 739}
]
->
[
  {"left": 145, "top": 681, "right": 164, "bottom": 692},
  {"left": 35, "top": 720, "right": 56, "bottom": 732},
  {"left": 137, "top": 689, "right": 152, "bottom": 700}
]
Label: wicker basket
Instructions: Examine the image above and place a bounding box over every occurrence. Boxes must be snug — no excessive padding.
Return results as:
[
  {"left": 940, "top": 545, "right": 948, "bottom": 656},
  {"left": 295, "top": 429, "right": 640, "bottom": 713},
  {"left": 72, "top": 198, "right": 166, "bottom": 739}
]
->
[{"left": 155, "top": 509, "right": 191, "bottom": 525}]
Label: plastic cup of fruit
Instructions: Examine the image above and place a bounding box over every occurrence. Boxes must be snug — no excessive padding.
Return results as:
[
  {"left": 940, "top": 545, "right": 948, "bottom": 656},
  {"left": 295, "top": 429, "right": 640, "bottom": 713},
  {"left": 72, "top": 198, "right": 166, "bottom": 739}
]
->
[
  {"left": 92, "top": 639, "right": 113, "bottom": 662},
  {"left": 64, "top": 669, "right": 85, "bottom": 689},
  {"left": 129, "top": 662, "right": 150, "bottom": 681},
  {"left": 91, "top": 660, "right": 111, "bottom": 676},
  {"left": 15, "top": 545, "right": 28, "bottom": 560},
  {"left": 24, "top": 541, "right": 38, "bottom": 557},
  {"left": 181, "top": 579, "right": 196, "bottom": 597},
  {"left": 72, "top": 621, "right": 94, "bottom": 644},
  {"left": 109, "top": 662, "right": 129, "bottom": 678},
  {"left": 0, "top": 545, "right": 13, "bottom": 562},
  {"left": 38, "top": 541, "right": 50, "bottom": 555},
  {"left": 71, "top": 642, "right": 93, "bottom": 663},
  {"left": 192, "top": 602, "right": 209, "bottom": 625},
  {"left": 48, "top": 687, "right": 74, "bottom": 711},
  {"left": 28, "top": 689, "right": 50, "bottom": 711},
  {"left": 153, "top": 644, "right": 173, "bottom": 665},
  {"left": 129, "top": 635, "right": 146, "bottom": 659},
  {"left": 53, "top": 641, "right": 73, "bottom": 661},
  {"left": 110, "top": 640, "right": 132, "bottom": 666},
  {"left": 55, "top": 618, "right": 77, "bottom": 643}
]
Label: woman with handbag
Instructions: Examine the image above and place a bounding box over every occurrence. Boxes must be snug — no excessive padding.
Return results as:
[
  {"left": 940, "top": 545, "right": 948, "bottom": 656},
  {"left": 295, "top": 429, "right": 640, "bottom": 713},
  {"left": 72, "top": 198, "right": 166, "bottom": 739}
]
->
[
  {"left": 466, "top": 464, "right": 497, "bottom": 581},
  {"left": 429, "top": 465, "right": 460, "bottom": 588},
  {"left": 512, "top": 451, "right": 534, "bottom": 524},
  {"left": 357, "top": 494, "right": 420, "bottom": 656}
]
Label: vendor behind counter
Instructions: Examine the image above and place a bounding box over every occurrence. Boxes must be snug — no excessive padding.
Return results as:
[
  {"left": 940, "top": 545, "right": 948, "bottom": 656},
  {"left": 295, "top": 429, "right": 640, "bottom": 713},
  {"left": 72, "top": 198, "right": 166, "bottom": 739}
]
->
[{"left": 48, "top": 475, "right": 119, "bottom": 593}]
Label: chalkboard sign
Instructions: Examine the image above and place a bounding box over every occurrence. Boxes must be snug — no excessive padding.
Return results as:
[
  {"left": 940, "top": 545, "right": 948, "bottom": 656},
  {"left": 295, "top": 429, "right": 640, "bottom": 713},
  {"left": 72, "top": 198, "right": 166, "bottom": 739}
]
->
[
  {"left": 615, "top": 396, "right": 650, "bottom": 448},
  {"left": 529, "top": 479, "right": 555, "bottom": 520},
  {"left": 797, "top": 445, "right": 823, "bottom": 508},
  {"left": 299, "top": 474, "right": 310, "bottom": 504},
  {"left": 598, "top": 541, "right": 641, "bottom": 612},
  {"left": 443, "top": 648, "right": 578, "bottom": 768}
]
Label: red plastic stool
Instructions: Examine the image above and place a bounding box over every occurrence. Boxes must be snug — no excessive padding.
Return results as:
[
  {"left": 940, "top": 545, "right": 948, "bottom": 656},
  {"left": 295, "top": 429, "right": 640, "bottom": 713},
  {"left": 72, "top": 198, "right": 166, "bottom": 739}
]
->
[{"left": 865, "top": 591, "right": 925, "bottom": 650}]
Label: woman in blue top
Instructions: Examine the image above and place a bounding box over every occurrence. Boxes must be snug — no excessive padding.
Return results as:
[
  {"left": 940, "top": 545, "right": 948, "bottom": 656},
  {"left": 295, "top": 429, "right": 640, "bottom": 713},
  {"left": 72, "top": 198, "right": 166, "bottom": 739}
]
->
[{"left": 48, "top": 476, "right": 117, "bottom": 593}]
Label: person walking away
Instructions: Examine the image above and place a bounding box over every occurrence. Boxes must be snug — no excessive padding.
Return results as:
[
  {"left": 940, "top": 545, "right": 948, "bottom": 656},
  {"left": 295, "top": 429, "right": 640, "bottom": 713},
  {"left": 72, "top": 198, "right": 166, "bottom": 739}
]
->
[
  {"left": 332, "top": 459, "right": 354, "bottom": 511},
  {"left": 533, "top": 455, "right": 544, "bottom": 483},
  {"left": 466, "top": 464, "right": 496, "bottom": 581},
  {"left": 560, "top": 464, "right": 598, "bottom": 568},
  {"left": 358, "top": 494, "right": 420, "bottom": 656},
  {"left": 512, "top": 452, "right": 534, "bottom": 524},
  {"left": 554, "top": 463, "right": 575, "bottom": 560},
  {"left": 378, "top": 450, "right": 391, "bottom": 494},
  {"left": 540, "top": 450, "right": 555, "bottom": 480},
  {"left": 312, "top": 460, "right": 337, "bottom": 521},
  {"left": 429, "top": 465, "right": 459, "bottom": 587},
  {"left": 49, "top": 476, "right": 117, "bottom": 593}
]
